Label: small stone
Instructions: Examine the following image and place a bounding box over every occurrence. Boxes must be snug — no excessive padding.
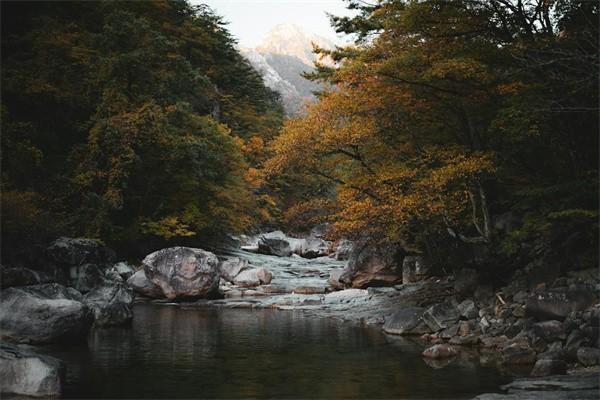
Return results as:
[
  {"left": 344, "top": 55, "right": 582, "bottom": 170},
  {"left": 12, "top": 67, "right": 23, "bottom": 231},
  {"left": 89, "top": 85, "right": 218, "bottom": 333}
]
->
[
  {"left": 458, "top": 321, "right": 472, "bottom": 336},
  {"left": 458, "top": 299, "right": 478, "bottom": 320},
  {"left": 513, "top": 304, "right": 527, "bottom": 318},
  {"left": 480, "top": 335, "right": 509, "bottom": 349},
  {"left": 440, "top": 324, "right": 459, "bottom": 339},
  {"left": 422, "top": 344, "right": 458, "bottom": 359},
  {"left": 480, "top": 316, "right": 491, "bottom": 328}
]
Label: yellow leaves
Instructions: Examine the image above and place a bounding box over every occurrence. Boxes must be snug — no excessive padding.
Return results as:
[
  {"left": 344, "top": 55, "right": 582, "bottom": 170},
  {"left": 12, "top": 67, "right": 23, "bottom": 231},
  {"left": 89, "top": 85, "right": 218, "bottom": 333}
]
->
[
  {"left": 140, "top": 216, "right": 196, "bottom": 240},
  {"left": 244, "top": 167, "right": 265, "bottom": 188}
]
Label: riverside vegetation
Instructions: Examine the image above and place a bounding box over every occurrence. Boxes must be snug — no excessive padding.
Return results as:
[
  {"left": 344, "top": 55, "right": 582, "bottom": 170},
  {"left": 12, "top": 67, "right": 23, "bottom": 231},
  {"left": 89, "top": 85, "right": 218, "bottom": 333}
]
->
[{"left": 0, "top": 0, "right": 598, "bottom": 399}]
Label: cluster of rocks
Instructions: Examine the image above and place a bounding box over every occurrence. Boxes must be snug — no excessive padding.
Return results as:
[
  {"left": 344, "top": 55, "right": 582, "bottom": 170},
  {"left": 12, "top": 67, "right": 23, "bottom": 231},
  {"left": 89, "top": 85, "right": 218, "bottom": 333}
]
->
[
  {"left": 1, "top": 237, "right": 138, "bottom": 397},
  {"left": 236, "top": 226, "right": 351, "bottom": 260},
  {"left": 380, "top": 268, "right": 600, "bottom": 380},
  {"left": 327, "top": 243, "right": 432, "bottom": 289},
  {"left": 127, "top": 247, "right": 274, "bottom": 300}
]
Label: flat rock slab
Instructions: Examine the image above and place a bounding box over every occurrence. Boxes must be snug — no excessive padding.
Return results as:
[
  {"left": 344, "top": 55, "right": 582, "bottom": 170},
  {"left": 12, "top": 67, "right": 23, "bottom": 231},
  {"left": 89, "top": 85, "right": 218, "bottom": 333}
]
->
[
  {"left": 473, "top": 390, "right": 598, "bottom": 400},
  {"left": 502, "top": 373, "right": 599, "bottom": 392},
  {"left": 473, "top": 373, "right": 600, "bottom": 400}
]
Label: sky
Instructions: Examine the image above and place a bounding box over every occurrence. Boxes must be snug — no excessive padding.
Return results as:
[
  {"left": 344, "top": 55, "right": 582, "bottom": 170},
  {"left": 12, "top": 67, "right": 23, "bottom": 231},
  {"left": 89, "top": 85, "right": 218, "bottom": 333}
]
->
[{"left": 193, "top": 0, "right": 355, "bottom": 48}]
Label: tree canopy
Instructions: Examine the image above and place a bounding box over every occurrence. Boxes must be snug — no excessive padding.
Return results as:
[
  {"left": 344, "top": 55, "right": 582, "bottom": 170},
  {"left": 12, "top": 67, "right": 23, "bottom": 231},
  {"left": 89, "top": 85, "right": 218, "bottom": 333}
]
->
[
  {"left": 268, "top": 0, "right": 598, "bottom": 269},
  {"left": 1, "top": 0, "right": 284, "bottom": 258}
]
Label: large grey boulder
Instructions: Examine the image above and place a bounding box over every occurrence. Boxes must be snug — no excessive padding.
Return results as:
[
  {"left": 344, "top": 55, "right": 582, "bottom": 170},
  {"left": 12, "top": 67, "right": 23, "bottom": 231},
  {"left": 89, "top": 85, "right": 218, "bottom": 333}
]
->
[
  {"left": 83, "top": 283, "right": 134, "bottom": 326},
  {"left": 143, "top": 247, "right": 220, "bottom": 300},
  {"left": 402, "top": 256, "right": 431, "bottom": 283},
  {"left": 0, "top": 284, "right": 91, "bottom": 343},
  {"left": 0, "top": 343, "right": 65, "bottom": 397},
  {"left": 526, "top": 286, "right": 597, "bottom": 320},
  {"left": 219, "top": 257, "right": 249, "bottom": 283},
  {"left": 126, "top": 270, "right": 164, "bottom": 298},
  {"left": 257, "top": 231, "right": 292, "bottom": 257},
  {"left": 383, "top": 307, "right": 430, "bottom": 335},
  {"left": 340, "top": 243, "right": 403, "bottom": 288}
]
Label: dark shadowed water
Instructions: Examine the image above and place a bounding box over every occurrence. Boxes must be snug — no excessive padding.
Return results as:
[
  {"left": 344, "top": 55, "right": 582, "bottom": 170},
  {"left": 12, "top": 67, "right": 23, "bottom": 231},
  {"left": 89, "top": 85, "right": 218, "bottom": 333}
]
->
[{"left": 39, "top": 303, "right": 509, "bottom": 399}]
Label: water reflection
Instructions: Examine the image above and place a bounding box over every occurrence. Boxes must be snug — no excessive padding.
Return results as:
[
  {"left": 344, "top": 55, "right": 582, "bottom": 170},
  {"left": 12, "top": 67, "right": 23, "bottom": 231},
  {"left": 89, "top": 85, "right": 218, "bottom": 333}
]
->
[{"left": 40, "top": 304, "right": 508, "bottom": 399}]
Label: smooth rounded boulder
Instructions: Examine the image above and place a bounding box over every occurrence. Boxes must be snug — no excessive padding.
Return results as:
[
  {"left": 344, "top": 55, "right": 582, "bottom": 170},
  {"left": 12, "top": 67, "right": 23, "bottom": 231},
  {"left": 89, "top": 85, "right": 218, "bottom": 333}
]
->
[
  {"left": 0, "top": 284, "right": 91, "bottom": 343},
  {"left": 0, "top": 343, "right": 65, "bottom": 397},
  {"left": 143, "top": 247, "right": 220, "bottom": 300}
]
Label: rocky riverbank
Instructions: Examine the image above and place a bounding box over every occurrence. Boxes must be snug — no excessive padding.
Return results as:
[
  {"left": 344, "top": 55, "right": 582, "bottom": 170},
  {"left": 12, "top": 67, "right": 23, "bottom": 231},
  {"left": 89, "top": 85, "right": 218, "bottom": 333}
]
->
[{"left": 1, "top": 231, "right": 598, "bottom": 398}]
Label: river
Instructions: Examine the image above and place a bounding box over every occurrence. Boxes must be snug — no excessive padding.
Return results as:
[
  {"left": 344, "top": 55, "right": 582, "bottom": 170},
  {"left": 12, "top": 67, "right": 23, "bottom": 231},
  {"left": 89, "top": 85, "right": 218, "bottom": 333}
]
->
[{"left": 34, "top": 303, "right": 509, "bottom": 399}]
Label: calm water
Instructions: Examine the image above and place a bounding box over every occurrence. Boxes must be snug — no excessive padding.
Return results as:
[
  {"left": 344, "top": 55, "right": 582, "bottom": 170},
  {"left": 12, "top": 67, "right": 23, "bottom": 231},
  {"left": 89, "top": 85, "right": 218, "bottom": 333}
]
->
[{"left": 39, "top": 303, "right": 509, "bottom": 399}]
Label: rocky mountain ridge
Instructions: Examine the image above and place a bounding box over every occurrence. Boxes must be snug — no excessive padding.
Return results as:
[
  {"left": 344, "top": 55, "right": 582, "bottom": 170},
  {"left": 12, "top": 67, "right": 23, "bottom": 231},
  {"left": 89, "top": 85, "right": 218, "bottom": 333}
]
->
[{"left": 241, "top": 23, "right": 334, "bottom": 115}]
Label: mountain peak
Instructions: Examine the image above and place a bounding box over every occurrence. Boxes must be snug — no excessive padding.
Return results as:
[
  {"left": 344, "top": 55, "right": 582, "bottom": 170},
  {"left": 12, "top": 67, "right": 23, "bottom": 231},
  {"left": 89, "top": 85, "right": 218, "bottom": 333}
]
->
[{"left": 256, "top": 23, "right": 334, "bottom": 67}]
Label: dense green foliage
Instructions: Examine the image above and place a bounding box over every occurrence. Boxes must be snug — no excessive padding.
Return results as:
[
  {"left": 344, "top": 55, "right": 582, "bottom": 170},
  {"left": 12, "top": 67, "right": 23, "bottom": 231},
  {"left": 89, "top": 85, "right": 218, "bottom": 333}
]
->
[
  {"left": 269, "top": 0, "right": 598, "bottom": 272},
  {"left": 1, "top": 1, "right": 283, "bottom": 258}
]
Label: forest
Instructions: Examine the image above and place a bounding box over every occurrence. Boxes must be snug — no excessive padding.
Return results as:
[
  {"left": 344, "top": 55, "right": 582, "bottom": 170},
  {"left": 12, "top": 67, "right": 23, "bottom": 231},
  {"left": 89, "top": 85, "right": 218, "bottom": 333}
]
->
[
  {"left": 1, "top": 1, "right": 599, "bottom": 399},
  {"left": 2, "top": 0, "right": 284, "bottom": 260},
  {"left": 2, "top": 0, "right": 598, "bottom": 276}
]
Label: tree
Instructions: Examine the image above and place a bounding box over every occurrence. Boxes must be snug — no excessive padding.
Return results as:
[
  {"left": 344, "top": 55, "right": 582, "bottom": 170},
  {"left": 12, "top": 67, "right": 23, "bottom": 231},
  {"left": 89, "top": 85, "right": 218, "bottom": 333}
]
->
[
  {"left": 268, "top": 0, "right": 598, "bottom": 269},
  {"left": 1, "top": 0, "right": 284, "bottom": 259}
]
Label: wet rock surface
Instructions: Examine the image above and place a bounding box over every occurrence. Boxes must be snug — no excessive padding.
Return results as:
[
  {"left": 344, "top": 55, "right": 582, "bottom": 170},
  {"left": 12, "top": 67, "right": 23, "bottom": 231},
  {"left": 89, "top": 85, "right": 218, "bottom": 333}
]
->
[
  {"left": 3, "top": 233, "right": 598, "bottom": 399},
  {"left": 0, "top": 342, "right": 65, "bottom": 397},
  {"left": 83, "top": 283, "right": 134, "bottom": 326},
  {"left": 0, "top": 284, "right": 92, "bottom": 344}
]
